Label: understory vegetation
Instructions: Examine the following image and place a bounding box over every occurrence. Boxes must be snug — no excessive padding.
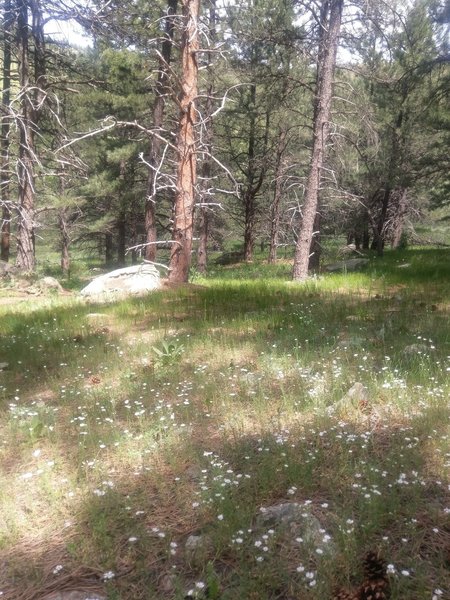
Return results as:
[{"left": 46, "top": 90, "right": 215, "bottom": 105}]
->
[{"left": 0, "top": 248, "right": 449, "bottom": 599}]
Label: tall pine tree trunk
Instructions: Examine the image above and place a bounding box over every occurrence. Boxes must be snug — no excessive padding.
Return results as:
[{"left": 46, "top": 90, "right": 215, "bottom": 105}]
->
[
  {"left": 16, "top": 0, "right": 46, "bottom": 271},
  {"left": 168, "top": 0, "right": 200, "bottom": 283},
  {"left": 16, "top": 0, "right": 35, "bottom": 271},
  {"left": 196, "top": 0, "right": 216, "bottom": 274},
  {"left": 1, "top": 0, "right": 13, "bottom": 262},
  {"left": 293, "top": 0, "right": 343, "bottom": 280},
  {"left": 144, "top": 0, "right": 177, "bottom": 262}
]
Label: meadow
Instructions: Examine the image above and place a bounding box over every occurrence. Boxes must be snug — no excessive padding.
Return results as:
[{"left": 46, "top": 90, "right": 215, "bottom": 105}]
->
[{"left": 0, "top": 248, "right": 449, "bottom": 599}]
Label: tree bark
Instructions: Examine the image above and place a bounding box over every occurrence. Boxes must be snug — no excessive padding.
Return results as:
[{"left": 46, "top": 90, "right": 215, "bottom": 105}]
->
[
  {"left": 105, "top": 232, "right": 114, "bottom": 266},
  {"left": 268, "top": 127, "right": 287, "bottom": 264},
  {"left": 1, "top": 0, "right": 13, "bottom": 262},
  {"left": 59, "top": 210, "right": 70, "bottom": 274},
  {"left": 16, "top": 0, "right": 46, "bottom": 271},
  {"left": 117, "top": 211, "right": 126, "bottom": 266},
  {"left": 144, "top": 0, "right": 177, "bottom": 262},
  {"left": 168, "top": 0, "right": 200, "bottom": 283},
  {"left": 390, "top": 188, "right": 408, "bottom": 249},
  {"left": 16, "top": 0, "right": 36, "bottom": 271},
  {"left": 293, "top": 0, "right": 343, "bottom": 280},
  {"left": 196, "top": 0, "right": 216, "bottom": 274},
  {"left": 308, "top": 210, "right": 321, "bottom": 271}
]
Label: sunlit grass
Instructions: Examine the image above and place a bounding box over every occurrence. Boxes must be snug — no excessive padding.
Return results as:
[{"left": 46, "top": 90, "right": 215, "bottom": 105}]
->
[{"left": 0, "top": 248, "right": 449, "bottom": 599}]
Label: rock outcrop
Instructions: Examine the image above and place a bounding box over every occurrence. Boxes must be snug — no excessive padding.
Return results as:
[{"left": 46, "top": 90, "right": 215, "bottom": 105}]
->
[{"left": 80, "top": 264, "right": 161, "bottom": 300}]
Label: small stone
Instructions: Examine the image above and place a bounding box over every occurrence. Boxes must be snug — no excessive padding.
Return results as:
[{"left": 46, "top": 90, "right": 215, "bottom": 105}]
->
[
  {"left": 342, "top": 382, "right": 370, "bottom": 403},
  {"left": 185, "top": 534, "right": 214, "bottom": 566},
  {"left": 403, "top": 343, "right": 430, "bottom": 356},
  {"left": 160, "top": 573, "right": 177, "bottom": 593},
  {"left": 0, "top": 362, "right": 9, "bottom": 370}
]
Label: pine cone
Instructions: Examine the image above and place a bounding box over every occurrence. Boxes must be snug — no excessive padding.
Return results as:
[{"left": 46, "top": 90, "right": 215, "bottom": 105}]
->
[
  {"left": 358, "top": 579, "right": 390, "bottom": 600},
  {"left": 359, "top": 552, "right": 390, "bottom": 600},
  {"left": 362, "top": 551, "right": 387, "bottom": 580}
]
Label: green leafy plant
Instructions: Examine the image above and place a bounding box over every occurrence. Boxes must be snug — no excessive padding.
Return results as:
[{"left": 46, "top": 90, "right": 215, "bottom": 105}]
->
[{"left": 152, "top": 339, "right": 185, "bottom": 367}]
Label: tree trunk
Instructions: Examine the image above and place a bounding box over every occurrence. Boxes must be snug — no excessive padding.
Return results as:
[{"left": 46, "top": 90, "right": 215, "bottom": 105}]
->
[
  {"left": 374, "top": 187, "right": 390, "bottom": 255},
  {"left": 197, "top": 206, "right": 208, "bottom": 273},
  {"left": 59, "top": 211, "right": 70, "bottom": 274},
  {"left": 168, "top": 0, "right": 200, "bottom": 283},
  {"left": 308, "top": 210, "right": 321, "bottom": 271},
  {"left": 16, "top": 0, "right": 36, "bottom": 271},
  {"left": 268, "top": 127, "right": 287, "bottom": 264},
  {"left": 117, "top": 212, "right": 126, "bottom": 266},
  {"left": 391, "top": 188, "right": 408, "bottom": 249},
  {"left": 130, "top": 199, "right": 139, "bottom": 264},
  {"left": 105, "top": 232, "right": 113, "bottom": 266},
  {"left": 362, "top": 220, "right": 370, "bottom": 249},
  {"left": 16, "top": 0, "right": 46, "bottom": 271},
  {"left": 1, "top": 0, "right": 13, "bottom": 262},
  {"left": 293, "top": 0, "right": 343, "bottom": 280},
  {"left": 144, "top": 0, "right": 177, "bottom": 262},
  {"left": 196, "top": 0, "right": 216, "bottom": 274}
]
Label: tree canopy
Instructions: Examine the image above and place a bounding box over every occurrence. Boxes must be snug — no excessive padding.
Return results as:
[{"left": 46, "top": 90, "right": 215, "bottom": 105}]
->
[{"left": 1, "top": 0, "right": 448, "bottom": 279}]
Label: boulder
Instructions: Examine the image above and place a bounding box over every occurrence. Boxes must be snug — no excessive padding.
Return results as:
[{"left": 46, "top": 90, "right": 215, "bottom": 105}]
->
[
  {"left": 38, "top": 276, "right": 65, "bottom": 293},
  {"left": 80, "top": 264, "right": 161, "bottom": 299},
  {"left": 324, "top": 258, "right": 370, "bottom": 273}
]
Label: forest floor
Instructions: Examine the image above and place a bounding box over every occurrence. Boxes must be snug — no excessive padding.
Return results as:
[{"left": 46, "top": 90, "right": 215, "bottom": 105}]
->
[{"left": 0, "top": 248, "right": 449, "bottom": 600}]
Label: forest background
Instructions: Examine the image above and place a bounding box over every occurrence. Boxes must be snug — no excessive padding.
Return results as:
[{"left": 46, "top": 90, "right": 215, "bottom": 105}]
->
[{"left": 1, "top": 0, "right": 449, "bottom": 282}]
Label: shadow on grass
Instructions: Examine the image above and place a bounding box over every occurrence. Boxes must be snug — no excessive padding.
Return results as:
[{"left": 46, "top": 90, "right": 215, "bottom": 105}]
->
[
  {"left": 2, "top": 401, "right": 449, "bottom": 600},
  {"left": 0, "top": 252, "right": 449, "bottom": 599}
]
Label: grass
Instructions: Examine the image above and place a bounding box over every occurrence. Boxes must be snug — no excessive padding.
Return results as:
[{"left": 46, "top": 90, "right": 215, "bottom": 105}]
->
[{"left": 0, "top": 247, "right": 449, "bottom": 599}]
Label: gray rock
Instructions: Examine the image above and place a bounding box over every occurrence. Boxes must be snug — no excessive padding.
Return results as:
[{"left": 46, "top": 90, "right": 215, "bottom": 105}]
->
[
  {"left": 325, "top": 258, "right": 370, "bottom": 273},
  {"left": 403, "top": 343, "right": 430, "bottom": 356},
  {"left": 80, "top": 264, "right": 161, "bottom": 299},
  {"left": 256, "top": 502, "right": 304, "bottom": 527},
  {"left": 256, "top": 503, "right": 335, "bottom": 556},
  {"left": 0, "top": 362, "right": 8, "bottom": 370},
  {"left": 39, "top": 276, "right": 65, "bottom": 293},
  {"left": 41, "top": 592, "right": 106, "bottom": 600},
  {"left": 185, "top": 534, "right": 214, "bottom": 566},
  {"left": 342, "top": 382, "right": 369, "bottom": 403},
  {"left": 160, "top": 573, "right": 177, "bottom": 593}
]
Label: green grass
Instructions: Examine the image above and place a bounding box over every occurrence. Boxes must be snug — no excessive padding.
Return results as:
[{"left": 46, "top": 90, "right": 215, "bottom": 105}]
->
[{"left": 0, "top": 248, "right": 449, "bottom": 599}]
